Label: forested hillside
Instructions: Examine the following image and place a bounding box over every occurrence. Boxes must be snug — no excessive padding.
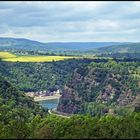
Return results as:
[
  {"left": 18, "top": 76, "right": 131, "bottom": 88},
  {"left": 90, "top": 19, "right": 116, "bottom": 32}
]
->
[
  {"left": 45, "top": 42, "right": 128, "bottom": 51},
  {"left": 0, "top": 59, "right": 93, "bottom": 92},
  {"left": 0, "top": 37, "right": 47, "bottom": 51},
  {"left": 31, "top": 113, "right": 140, "bottom": 139},
  {"left": 95, "top": 42, "right": 140, "bottom": 54},
  {"left": 0, "top": 58, "right": 139, "bottom": 115},
  {"left": 57, "top": 61, "right": 140, "bottom": 116},
  {"left": 0, "top": 76, "right": 46, "bottom": 115},
  {"left": 0, "top": 58, "right": 140, "bottom": 139},
  {"left": 99, "top": 53, "right": 140, "bottom": 59},
  {"left": 1, "top": 58, "right": 139, "bottom": 92},
  {"left": 0, "top": 76, "right": 47, "bottom": 138},
  {"left": 0, "top": 76, "right": 140, "bottom": 139}
]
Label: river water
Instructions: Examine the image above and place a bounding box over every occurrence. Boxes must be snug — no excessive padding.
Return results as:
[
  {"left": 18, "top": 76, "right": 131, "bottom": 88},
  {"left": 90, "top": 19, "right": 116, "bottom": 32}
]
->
[{"left": 38, "top": 99, "right": 59, "bottom": 110}]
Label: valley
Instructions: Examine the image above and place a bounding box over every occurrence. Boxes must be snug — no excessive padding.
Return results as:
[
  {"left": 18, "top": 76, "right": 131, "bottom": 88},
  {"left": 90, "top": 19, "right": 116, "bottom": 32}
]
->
[
  {"left": 0, "top": 37, "right": 140, "bottom": 139},
  {"left": 1, "top": 1, "right": 140, "bottom": 139}
]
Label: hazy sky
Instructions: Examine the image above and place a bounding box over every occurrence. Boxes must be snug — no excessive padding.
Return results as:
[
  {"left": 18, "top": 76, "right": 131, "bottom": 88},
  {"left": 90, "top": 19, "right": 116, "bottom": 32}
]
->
[{"left": 0, "top": 1, "right": 140, "bottom": 42}]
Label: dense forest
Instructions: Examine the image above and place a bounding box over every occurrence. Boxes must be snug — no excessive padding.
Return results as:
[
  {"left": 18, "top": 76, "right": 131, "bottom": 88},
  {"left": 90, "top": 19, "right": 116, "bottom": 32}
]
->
[
  {"left": 0, "top": 59, "right": 97, "bottom": 92},
  {"left": 0, "top": 58, "right": 139, "bottom": 117},
  {"left": 0, "top": 76, "right": 47, "bottom": 138},
  {"left": 0, "top": 58, "right": 139, "bottom": 92},
  {"left": 0, "top": 57, "right": 140, "bottom": 139},
  {"left": 99, "top": 53, "right": 140, "bottom": 59},
  {"left": 0, "top": 75, "right": 140, "bottom": 139},
  {"left": 0, "top": 76, "right": 46, "bottom": 115}
]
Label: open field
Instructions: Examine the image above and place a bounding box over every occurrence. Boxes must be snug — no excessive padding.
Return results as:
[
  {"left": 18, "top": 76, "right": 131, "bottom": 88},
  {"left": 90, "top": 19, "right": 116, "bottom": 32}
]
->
[
  {"left": 2, "top": 55, "right": 77, "bottom": 62},
  {"left": 0, "top": 52, "right": 16, "bottom": 59},
  {"left": 0, "top": 51, "right": 113, "bottom": 62},
  {"left": 0, "top": 52, "right": 79, "bottom": 62}
]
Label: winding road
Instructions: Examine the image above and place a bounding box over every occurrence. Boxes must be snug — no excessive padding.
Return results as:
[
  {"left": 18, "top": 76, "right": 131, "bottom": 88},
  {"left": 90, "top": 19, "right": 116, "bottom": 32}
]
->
[{"left": 48, "top": 109, "right": 71, "bottom": 118}]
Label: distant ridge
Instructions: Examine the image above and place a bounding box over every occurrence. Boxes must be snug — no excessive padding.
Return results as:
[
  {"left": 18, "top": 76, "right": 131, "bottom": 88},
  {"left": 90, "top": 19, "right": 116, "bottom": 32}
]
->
[
  {"left": 46, "top": 42, "right": 131, "bottom": 51},
  {"left": 0, "top": 37, "right": 131, "bottom": 52},
  {"left": 95, "top": 42, "right": 140, "bottom": 54}
]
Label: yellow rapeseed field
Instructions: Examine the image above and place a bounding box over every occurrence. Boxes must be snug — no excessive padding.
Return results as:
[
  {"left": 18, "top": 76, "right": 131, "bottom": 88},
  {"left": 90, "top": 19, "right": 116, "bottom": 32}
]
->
[
  {"left": 0, "top": 52, "right": 78, "bottom": 62},
  {"left": 0, "top": 52, "right": 16, "bottom": 59},
  {"left": 3, "top": 56, "right": 75, "bottom": 62}
]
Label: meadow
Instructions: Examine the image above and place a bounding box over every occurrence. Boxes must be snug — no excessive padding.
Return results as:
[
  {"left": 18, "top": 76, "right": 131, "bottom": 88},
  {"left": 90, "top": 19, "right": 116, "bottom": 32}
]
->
[{"left": 0, "top": 52, "right": 78, "bottom": 62}]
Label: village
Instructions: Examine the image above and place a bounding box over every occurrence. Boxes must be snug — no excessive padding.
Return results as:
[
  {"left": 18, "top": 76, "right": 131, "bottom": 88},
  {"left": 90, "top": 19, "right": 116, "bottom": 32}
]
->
[{"left": 25, "top": 89, "right": 61, "bottom": 98}]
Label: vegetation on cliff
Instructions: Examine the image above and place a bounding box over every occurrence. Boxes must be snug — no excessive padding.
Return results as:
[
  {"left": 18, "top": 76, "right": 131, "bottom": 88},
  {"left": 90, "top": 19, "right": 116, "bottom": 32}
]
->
[{"left": 57, "top": 60, "right": 140, "bottom": 116}]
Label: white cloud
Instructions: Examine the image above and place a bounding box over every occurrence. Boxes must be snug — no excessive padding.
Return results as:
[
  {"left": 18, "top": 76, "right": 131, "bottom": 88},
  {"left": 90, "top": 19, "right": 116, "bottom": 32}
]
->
[{"left": 0, "top": 1, "right": 139, "bottom": 42}]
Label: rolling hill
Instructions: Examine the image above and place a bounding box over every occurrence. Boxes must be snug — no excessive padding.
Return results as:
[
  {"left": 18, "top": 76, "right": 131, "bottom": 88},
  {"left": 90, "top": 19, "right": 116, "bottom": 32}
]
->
[
  {"left": 94, "top": 42, "right": 140, "bottom": 54},
  {"left": 0, "top": 37, "right": 46, "bottom": 51},
  {"left": 0, "top": 37, "right": 130, "bottom": 52},
  {"left": 45, "top": 42, "right": 129, "bottom": 51}
]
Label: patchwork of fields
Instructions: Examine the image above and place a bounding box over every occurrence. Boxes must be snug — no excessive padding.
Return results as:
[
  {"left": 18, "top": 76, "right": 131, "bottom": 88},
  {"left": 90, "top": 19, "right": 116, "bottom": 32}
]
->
[{"left": 0, "top": 52, "right": 78, "bottom": 62}]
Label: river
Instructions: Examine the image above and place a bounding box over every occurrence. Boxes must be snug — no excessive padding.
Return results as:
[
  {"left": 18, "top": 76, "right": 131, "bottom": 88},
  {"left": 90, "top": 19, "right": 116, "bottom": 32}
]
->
[
  {"left": 38, "top": 99, "right": 59, "bottom": 110},
  {"left": 38, "top": 98, "right": 71, "bottom": 118}
]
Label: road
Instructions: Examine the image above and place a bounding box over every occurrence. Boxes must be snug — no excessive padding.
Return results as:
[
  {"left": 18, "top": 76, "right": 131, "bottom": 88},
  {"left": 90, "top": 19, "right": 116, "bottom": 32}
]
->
[{"left": 48, "top": 109, "right": 71, "bottom": 118}]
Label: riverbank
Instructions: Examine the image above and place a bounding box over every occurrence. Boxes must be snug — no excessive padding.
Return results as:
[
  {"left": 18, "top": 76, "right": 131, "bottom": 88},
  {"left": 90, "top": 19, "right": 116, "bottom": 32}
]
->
[
  {"left": 34, "top": 94, "right": 61, "bottom": 102},
  {"left": 49, "top": 108, "right": 71, "bottom": 118}
]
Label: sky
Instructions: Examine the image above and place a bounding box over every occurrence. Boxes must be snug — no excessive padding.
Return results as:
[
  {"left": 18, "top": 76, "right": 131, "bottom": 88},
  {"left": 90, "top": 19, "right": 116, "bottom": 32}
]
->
[{"left": 0, "top": 1, "right": 140, "bottom": 42}]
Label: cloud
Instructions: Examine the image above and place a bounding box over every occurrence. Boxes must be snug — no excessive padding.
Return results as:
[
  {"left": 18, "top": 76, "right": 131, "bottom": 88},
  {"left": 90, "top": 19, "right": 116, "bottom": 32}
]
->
[{"left": 0, "top": 1, "right": 140, "bottom": 42}]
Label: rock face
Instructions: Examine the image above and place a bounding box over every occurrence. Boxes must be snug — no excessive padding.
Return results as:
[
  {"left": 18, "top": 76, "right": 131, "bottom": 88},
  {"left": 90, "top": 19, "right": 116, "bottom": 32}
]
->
[
  {"left": 57, "top": 62, "right": 140, "bottom": 115},
  {"left": 57, "top": 85, "right": 83, "bottom": 114}
]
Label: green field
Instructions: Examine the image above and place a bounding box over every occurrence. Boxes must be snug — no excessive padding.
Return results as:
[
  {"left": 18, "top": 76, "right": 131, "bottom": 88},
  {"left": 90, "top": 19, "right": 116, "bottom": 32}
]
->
[{"left": 0, "top": 52, "right": 79, "bottom": 62}]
